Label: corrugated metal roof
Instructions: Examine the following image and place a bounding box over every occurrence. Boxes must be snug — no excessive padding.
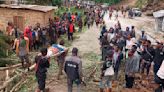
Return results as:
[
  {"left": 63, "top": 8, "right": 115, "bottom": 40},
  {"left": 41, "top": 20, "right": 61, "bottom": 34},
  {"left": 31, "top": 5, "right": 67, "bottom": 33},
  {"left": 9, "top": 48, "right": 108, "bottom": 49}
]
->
[{"left": 0, "top": 4, "right": 58, "bottom": 12}]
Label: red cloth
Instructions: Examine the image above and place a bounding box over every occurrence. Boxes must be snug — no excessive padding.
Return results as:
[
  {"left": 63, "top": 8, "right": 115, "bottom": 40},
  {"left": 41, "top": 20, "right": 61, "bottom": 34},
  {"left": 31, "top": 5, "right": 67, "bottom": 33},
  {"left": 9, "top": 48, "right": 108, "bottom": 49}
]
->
[
  {"left": 69, "top": 24, "right": 74, "bottom": 33},
  {"left": 24, "top": 26, "right": 32, "bottom": 40}
]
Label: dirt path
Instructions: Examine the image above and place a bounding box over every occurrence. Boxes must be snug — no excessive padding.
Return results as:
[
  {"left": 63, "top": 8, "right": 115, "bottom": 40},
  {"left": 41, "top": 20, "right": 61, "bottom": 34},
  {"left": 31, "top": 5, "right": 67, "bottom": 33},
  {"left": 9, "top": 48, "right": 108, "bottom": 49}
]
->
[
  {"left": 104, "top": 11, "right": 163, "bottom": 43},
  {"left": 48, "top": 25, "right": 101, "bottom": 92}
]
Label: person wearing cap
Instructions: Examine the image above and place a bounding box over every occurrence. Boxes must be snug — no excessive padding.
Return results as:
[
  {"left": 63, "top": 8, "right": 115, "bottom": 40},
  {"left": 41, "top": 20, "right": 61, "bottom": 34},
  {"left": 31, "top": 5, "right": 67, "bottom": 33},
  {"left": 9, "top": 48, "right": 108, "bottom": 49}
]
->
[
  {"left": 125, "top": 45, "right": 140, "bottom": 88},
  {"left": 99, "top": 50, "right": 114, "bottom": 92},
  {"left": 35, "top": 48, "right": 50, "bottom": 92},
  {"left": 153, "top": 42, "right": 164, "bottom": 79},
  {"left": 64, "top": 48, "right": 83, "bottom": 92}
]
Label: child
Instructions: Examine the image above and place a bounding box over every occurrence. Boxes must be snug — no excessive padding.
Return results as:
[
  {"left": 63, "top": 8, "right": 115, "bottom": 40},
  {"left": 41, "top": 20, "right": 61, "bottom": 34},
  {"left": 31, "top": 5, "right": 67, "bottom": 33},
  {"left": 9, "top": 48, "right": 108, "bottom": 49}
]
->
[{"left": 35, "top": 48, "right": 50, "bottom": 92}]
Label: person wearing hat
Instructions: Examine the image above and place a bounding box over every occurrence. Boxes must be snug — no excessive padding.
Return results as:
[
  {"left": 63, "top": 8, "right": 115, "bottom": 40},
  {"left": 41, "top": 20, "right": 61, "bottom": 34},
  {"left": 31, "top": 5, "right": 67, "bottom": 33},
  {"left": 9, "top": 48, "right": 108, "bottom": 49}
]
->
[
  {"left": 64, "top": 48, "right": 83, "bottom": 92},
  {"left": 99, "top": 50, "right": 114, "bottom": 92},
  {"left": 125, "top": 45, "right": 140, "bottom": 88}
]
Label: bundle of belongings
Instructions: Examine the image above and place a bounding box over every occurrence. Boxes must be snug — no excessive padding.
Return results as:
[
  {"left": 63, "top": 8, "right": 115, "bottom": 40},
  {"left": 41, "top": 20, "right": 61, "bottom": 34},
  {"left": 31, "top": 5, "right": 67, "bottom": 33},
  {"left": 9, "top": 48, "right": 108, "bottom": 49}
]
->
[{"left": 47, "top": 44, "right": 68, "bottom": 57}]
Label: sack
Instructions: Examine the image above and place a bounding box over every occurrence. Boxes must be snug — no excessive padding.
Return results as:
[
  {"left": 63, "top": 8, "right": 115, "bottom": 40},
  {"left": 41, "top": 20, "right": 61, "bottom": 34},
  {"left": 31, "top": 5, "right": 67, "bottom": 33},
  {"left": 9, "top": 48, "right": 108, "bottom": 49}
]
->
[{"left": 104, "top": 66, "right": 114, "bottom": 76}]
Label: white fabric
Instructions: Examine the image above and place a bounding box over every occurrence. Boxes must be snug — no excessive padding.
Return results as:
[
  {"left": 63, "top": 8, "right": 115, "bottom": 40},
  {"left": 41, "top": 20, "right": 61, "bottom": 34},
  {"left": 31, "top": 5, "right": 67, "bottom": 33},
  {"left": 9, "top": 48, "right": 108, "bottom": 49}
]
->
[
  {"left": 113, "top": 52, "right": 119, "bottom": 65},
  {"left": 126, "top": 38, "right": 136, "bottom": 49},
  {"left": 104, "top": 66, "right": 114, "bottom": 76},
  {"left": 157, "top": 60, "right": 164, "bottom": 79}
]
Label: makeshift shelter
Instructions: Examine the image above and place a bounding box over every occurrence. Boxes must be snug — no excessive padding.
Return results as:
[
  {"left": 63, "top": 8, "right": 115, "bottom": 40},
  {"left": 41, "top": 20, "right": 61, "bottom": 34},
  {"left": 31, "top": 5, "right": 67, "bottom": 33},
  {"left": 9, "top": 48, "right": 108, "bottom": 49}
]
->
[
  {"left": 0, "top": 4, "right": 57, "bottom": 31},
  {"left": 153, "top": 10, "right": 164, "bottom": 32}
]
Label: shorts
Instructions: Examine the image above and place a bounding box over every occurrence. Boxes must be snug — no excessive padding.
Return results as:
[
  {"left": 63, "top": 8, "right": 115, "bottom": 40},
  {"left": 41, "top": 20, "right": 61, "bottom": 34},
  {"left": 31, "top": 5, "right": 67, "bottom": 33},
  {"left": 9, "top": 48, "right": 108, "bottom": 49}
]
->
[
  {"left": 19, "top": 54, "right": 29, "bottom": 63},
  {"left": 99, "top": 76, "right": 113, "bottom": 88}
]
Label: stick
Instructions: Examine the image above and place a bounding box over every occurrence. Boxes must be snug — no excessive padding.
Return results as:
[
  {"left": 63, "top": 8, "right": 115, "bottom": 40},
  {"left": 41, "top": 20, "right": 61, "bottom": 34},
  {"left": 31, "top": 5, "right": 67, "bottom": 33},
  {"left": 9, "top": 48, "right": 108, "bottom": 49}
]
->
[
  {"left": 9, "top": 79, "right": 23, "bottom": 92},
  {"left": 13, "top": 80, "right": 28, "bottom": 92},
  {"left": 0, "top": 73, "right": 20, "bottom": 91}
]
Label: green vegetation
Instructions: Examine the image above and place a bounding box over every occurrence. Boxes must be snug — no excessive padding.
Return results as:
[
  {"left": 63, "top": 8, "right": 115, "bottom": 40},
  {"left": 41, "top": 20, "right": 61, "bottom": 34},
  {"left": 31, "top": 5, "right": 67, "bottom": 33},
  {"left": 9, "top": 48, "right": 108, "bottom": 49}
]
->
[
  {"left": 0, "top": 34, "right": 11, "bottom": 58},
  {"left": 94, "top": 0, "right": 121, "bottom": 5},
  {"left": 26, "top": 0, "right": 62, "bottom": 6},
  {"left": 55, "top": 6, "right": 84, "bottom": 17},
  {"left": 135, "top": 0, "right": 148, "bottom": 9},
  {"left": 52, "top": 0, "right": 62, "bottom": 6},
  {"left": 0, "top": 33, "right": 15, "bottom": 66}
]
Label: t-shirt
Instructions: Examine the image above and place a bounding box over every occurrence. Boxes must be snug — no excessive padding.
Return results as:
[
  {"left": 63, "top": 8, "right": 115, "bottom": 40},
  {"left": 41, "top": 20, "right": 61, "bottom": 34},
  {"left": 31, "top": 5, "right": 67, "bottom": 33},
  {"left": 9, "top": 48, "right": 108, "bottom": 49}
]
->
[
  {"left": 35, "top": 55, "right": 50, "bottom": 78},
  {"left": 64, "top": 56, "right": 82, "bottom": 81},
  {"left": 18, "top": 39, "right": 27, "bottom": 56},
  {"left": 69, "top": 24, "right": 74, "bottom": 33}
]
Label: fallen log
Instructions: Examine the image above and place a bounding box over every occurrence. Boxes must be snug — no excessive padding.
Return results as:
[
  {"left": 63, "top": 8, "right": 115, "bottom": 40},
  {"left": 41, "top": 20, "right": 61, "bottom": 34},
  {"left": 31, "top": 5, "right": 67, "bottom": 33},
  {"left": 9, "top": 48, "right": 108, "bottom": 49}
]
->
[
  {"left": 0, "top": 63, "right": 35, "bottom": 91},
  {"left": 0, "top": 64, "right": 22, "bottom": 71},
  {"left": 0, "top": 72, "right": 20, "bottom": 91}
]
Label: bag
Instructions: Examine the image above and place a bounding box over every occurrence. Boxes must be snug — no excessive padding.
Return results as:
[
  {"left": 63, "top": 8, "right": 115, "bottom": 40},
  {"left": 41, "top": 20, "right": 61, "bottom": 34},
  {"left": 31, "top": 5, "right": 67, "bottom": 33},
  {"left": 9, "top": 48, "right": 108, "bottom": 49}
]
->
[{"left": 104, "top": 66, "right": 114, "bottom": 76}]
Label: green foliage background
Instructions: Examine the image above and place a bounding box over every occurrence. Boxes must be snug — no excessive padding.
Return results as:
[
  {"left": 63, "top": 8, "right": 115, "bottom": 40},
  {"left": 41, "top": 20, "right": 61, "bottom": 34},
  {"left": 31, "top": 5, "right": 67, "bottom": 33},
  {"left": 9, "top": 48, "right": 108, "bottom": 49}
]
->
[{"left": 94, "top": 0, "right": 121, "bottom": 5}]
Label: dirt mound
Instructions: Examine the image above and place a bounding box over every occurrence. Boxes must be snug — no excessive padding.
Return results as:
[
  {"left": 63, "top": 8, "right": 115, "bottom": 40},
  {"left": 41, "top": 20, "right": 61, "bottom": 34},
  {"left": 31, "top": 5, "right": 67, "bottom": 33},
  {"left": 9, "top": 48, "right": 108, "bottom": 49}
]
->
[
  {"left": 143, "top": 0, "right": 164, "bottom": 11},
  {"left": 118, "top": 0, "right": 137, "bottom": 6}
]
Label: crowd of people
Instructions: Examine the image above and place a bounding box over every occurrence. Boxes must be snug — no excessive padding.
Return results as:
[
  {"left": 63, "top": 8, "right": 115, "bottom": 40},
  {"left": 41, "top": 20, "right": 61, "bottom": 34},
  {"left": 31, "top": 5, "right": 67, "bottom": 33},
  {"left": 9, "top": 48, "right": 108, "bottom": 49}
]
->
[
  {"left": 99, "top": 20, "right": 164, "bottom": 92},
  {"left": 3, "top": 5, "right": 164, "bottom": 92}
]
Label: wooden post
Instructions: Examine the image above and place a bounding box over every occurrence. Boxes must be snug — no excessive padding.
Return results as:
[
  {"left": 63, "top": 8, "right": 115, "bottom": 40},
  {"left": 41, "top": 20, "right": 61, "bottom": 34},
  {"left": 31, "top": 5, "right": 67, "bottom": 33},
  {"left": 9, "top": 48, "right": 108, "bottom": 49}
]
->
[{"left": 5, "top": 70, "right": 9, "bottom": 80}]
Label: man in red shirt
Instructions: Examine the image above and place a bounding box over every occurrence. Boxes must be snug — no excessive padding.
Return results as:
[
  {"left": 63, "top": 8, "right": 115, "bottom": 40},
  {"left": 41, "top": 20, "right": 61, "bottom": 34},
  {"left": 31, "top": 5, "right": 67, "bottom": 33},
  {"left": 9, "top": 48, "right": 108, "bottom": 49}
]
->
[{"left": 68, "top": 21, "right": 75, "bottom": 41}]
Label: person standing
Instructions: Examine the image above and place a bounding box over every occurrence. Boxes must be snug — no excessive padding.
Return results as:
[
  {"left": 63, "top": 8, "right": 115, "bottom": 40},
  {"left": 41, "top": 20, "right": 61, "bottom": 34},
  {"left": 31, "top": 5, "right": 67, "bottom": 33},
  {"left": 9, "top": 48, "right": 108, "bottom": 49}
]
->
[
  {"left": 141, "top": 40, "right": 155, "bottom": 76},
  {"left": 115, "top": 10, "right": 118, "bottom": 20},
  {"left": 57, "top": 40, "right": 68, "bottom": 80},
  {"left": 125, "top": 45, "right": 140, "bottom": 88},
  {"left": 155, "top": 60, "right": 164, "bottom": 91},
  {"left": 16, "top": 33, "right": 30, "bottom": 69},
  {"left": 99, "top": 50, "right": 114, "bottom": 92},
  {"left": 64, "top": 48, "right": 83, "bottom": 92},
  {"left": 113, "top": 45, "right": 123, "bottom": 80},
  {"left": 153, "top": 42, "right": 164, "bottom": 78},
  {"left": 130, "top": 26, "right": 136, "bottom": 38},
  {"left": 35, "top": 48, "right": 50, "bottom": 92},
  {"left": 68, "top": 21, "right": 75, "bottom": 41},
  {"left": 78, "top": 18, "right": 83, "bottom": 32}
]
